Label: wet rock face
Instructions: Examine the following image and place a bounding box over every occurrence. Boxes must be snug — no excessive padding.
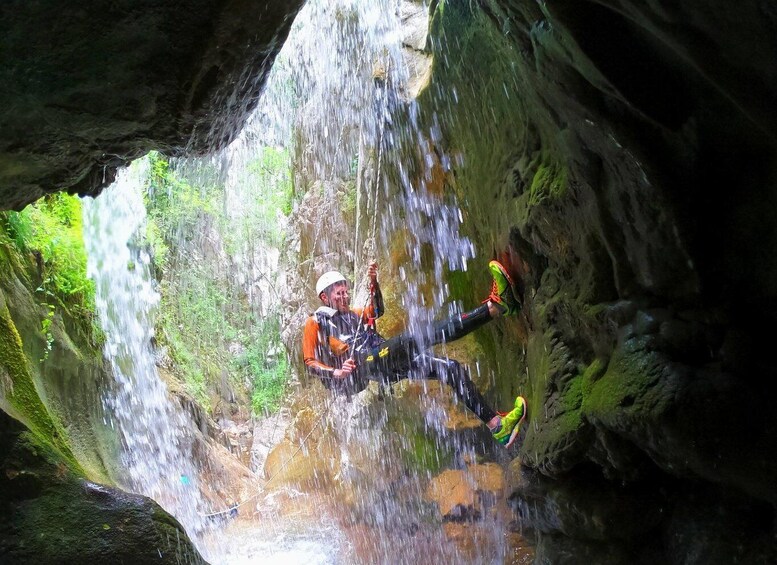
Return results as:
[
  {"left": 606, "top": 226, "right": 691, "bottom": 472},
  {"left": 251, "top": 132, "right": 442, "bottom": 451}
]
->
[
  {"left": 0, "top": 0, "right": 304, "bottom": 210},
  {"left": 417, "top": 0, "right": 777, "bottom": 561},
  {"left": 0, "top": 410, "right": 206, "bottom": 564},
  {"left": 504, "top": 0, "right": 777, "bottom": 313}
]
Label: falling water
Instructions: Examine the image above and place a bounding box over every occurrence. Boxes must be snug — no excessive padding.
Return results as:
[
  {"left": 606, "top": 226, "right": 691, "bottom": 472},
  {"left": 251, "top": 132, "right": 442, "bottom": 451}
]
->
[
  {"left": 82, "top": 161, "right": 216, "bottom": 552},
  {"left": 215, "top": 0, "right": 498, "bottom": 561},
  {"left": 232, "top": 0, "right": 477, "bottom": 324},
  {"left": 82, "top": 0, "right": 508, "bottom": 563}
]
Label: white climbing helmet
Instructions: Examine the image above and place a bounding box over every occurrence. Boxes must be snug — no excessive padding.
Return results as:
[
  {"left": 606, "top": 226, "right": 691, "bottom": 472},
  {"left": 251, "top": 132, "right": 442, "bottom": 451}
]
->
[{"left": 315, "top": 271, "right": 348, "bottom": 296}]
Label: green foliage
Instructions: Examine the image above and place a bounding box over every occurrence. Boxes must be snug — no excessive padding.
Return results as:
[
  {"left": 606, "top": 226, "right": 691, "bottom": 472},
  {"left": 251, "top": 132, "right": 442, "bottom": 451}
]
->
[
  {"left": 1, "top": 194, "right": 96, "bottom": 356},
  {"left": 157, "top": 267, "right": 289, "bottom": 415},
  {"left": 142, "top": 151, "right": 292, "bottom": 416},
  {"left": 250, "top": 360, "right": 287, "bottom": 415},
  {"left": 157, "top": 268, "right": 234, "bottom": 408},
  {"left": 144, "top": 218, "right": 169, "bottom": 271},
  {"left": 238, "top": 318, "right": 288, "bottom": 416},
  {"left": 3, "top": 194, "right": 94, "bottom": 308},
  {"left": 244, "top": 146, "right": 295, "bottom": 241},
  {"left": 341, "top": 179, "right": 357, "bottom": 219},
  {"left": 40, "top": 305, "right": 55, "bottom": 361},
  {"left": 145, "top": 152, "right": 222, "bottom": 246}
]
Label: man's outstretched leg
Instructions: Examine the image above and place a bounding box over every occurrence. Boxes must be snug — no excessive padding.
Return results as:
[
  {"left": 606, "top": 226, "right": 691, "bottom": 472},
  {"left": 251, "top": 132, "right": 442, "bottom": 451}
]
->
[
  {"left": 409, "top": 354, "right": 528, "bottom": 448},
  {"left": 412, "top": 354, "right": 497, "bottom": 423},
  {"left": 428, "top": 260, "right": 522, "bottom": 346},
  {"left": 358, "top": 260, "right": 529, "bottom": 447},
  {"left": 359, "top": 260, "right": 521, "bottom": 370}
]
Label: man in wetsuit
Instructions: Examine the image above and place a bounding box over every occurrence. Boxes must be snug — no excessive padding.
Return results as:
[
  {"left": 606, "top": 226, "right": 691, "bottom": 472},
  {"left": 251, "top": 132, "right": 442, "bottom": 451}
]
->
[{"left": 302, "top": 261, "right": 527, "bottom": 447}]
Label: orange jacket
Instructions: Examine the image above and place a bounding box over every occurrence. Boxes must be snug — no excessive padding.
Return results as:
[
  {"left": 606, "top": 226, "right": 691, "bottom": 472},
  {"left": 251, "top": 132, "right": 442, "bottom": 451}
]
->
[{"left": 302, "top": 287, "right": 383, "bottom": 380}]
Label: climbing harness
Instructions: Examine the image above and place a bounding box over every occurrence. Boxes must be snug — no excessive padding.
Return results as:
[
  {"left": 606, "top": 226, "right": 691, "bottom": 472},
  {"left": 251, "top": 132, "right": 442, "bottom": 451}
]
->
[{"left": 197, "top": 289, "right": 379, "bottom": 518}]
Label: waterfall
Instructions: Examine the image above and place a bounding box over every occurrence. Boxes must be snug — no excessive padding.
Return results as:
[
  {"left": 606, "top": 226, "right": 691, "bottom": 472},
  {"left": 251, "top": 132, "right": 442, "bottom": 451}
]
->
[
  {"left": 82, "top": 160, "right": 216, "bottom": 553},
  {"left": 81, "top": 1, "right": 507, "bottom": 563}
]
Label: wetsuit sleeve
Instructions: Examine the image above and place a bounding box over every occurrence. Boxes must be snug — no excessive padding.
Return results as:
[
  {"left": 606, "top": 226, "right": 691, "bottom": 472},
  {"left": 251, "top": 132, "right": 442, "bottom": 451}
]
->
[{"left": 302, "top": 316, "right": 336, "bottom": 379}]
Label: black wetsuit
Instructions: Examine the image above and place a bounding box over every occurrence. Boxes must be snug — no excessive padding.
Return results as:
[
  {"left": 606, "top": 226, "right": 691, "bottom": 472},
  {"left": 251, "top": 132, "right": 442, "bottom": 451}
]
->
[{"left": 314, "top": 302, "right": 498, "bottom": 424}]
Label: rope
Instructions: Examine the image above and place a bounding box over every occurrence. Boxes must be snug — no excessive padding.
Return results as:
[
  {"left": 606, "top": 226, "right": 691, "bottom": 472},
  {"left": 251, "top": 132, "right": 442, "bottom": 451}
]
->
[
  {"left": 197, "top": 399, "right": 334, "bottom": 519},
  {"left": 199, "top": 290, "right": 373, "bottom": 519},
  {"left": 367, "top": 79, "right": 387, "bottom": 262}
]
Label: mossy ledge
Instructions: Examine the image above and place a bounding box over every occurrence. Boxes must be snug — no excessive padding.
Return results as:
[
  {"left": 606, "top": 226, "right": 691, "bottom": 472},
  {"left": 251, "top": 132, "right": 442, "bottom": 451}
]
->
[
  {"left": 0, "top": 410, "right": 206, "bottom": 564},
  {"left": 0, "top": 217, "right": 207, "bottom": 563},
  {"left": 0, "top": 297, "right": 83, "bottom": 475}
]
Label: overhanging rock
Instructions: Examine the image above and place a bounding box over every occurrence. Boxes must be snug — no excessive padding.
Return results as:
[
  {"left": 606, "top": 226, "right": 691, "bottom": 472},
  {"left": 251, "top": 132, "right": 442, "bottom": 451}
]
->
[{"left": 0, "top": 0, "right": 305, "bottom": 210}]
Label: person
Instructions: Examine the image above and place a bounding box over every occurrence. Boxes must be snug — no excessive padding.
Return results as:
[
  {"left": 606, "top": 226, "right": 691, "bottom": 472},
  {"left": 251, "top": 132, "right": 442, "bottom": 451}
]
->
[{"left": 302, "top": 260, "right": 527, "bottom": 447}]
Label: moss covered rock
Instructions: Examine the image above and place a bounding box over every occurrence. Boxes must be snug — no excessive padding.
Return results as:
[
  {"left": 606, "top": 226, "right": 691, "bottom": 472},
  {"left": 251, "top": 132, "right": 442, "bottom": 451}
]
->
[
  {"left": 0, "top": 410, "right": 206, "bottom": 564},
  {"left": 414, "top": 0, "right": 777, "bottom": 560},
  {"left": 0, "top": 223, "right": 206, "bottom": 562},
  {"left": 0, "top": 235, "right": 116, "bottom": 483}
]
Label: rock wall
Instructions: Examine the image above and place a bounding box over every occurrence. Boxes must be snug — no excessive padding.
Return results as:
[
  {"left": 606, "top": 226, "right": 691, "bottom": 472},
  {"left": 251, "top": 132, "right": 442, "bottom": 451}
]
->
[
  {"left": 0, "top": 233, "right": 208, "bottom": 562},
  {"left": 0, "top": 410, "right": 205, "bottom": 564},
  {"left": 0, "top": 0, "right": 305, "bottom": 210},
  {"left": 413, "top": 0, "right": 777, "bottom": 562},
  {"left": 0, "top": 234, "right": 115, "bottom": 482}
]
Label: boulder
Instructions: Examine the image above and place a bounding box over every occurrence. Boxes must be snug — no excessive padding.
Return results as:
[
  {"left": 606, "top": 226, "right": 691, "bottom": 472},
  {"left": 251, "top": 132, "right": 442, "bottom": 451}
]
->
[{"left": 0, "top": 410, "right": 206, "bottom": 564}]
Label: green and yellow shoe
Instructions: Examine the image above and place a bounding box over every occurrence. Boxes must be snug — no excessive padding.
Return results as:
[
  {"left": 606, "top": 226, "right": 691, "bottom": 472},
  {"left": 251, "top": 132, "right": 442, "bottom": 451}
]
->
[
  {"left": 485, "top": 260, "right": 521, "bottom": 316},
  {"left": 492, "top": 396, "right": 527, "bottom": 448}
]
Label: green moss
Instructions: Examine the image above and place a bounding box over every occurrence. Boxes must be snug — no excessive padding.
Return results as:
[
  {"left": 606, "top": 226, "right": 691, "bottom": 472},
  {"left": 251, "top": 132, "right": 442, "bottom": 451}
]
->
[
  {"left": 546, "top": 375, "right": 584, "bottom": 448},
  {"left": 0, "top": 304, "right": 27, "bottom": 397},
  {"left": 0, "top": 235, "right": 27, "bottom": 276},
  {"left": 400, "top": 431, "right": 452, "bottom": 474},
  {"left": 421, "top": 1, "right": 569, "bottom": 227},
  {"left": 2, "top": 206, "right": 113, "bottom": 482},
  {"left": 528, "top": 158, "right": 568, "bottom": 206},
  {"left": 0, "top": 301, "right": 84, "bottom": 475},
  {"left": 521, "top": 333, "right": 596, "bottom": 464},
  {"left": 580, "top": 357, "right": 608, "bottom": 397},
  {"left": 539, "top": 358, "right": 606, "bottom": 444},
  {"left": 380, "top": 388, "right": 455, "bottom": 474},
  {"left": 563, "top": 376, "right": 583, "bottom": 413},
  {"left": 444, "top": 269, "right": 472, "bottom": 303},
  {"left": 582, "top": 339, "right": 666, "bottom": 421}
]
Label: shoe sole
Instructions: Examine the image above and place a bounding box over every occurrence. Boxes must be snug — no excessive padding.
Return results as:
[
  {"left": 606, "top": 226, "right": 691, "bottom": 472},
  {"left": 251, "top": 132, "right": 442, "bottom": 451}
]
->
[
  {"left": 504, "top": 396, "right": 527, "bottom": 448},
  {"left": 489, "top": 261, "right": 520, "bottom": 315},
  {"left": 489, "top": 260, "right": 515, "bottom": 287}
]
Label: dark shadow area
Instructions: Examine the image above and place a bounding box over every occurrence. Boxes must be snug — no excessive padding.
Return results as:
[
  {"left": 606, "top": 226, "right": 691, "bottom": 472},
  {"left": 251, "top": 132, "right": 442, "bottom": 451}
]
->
[{"left": 549, "top": 1, "right": 696, "bottom": 130}]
